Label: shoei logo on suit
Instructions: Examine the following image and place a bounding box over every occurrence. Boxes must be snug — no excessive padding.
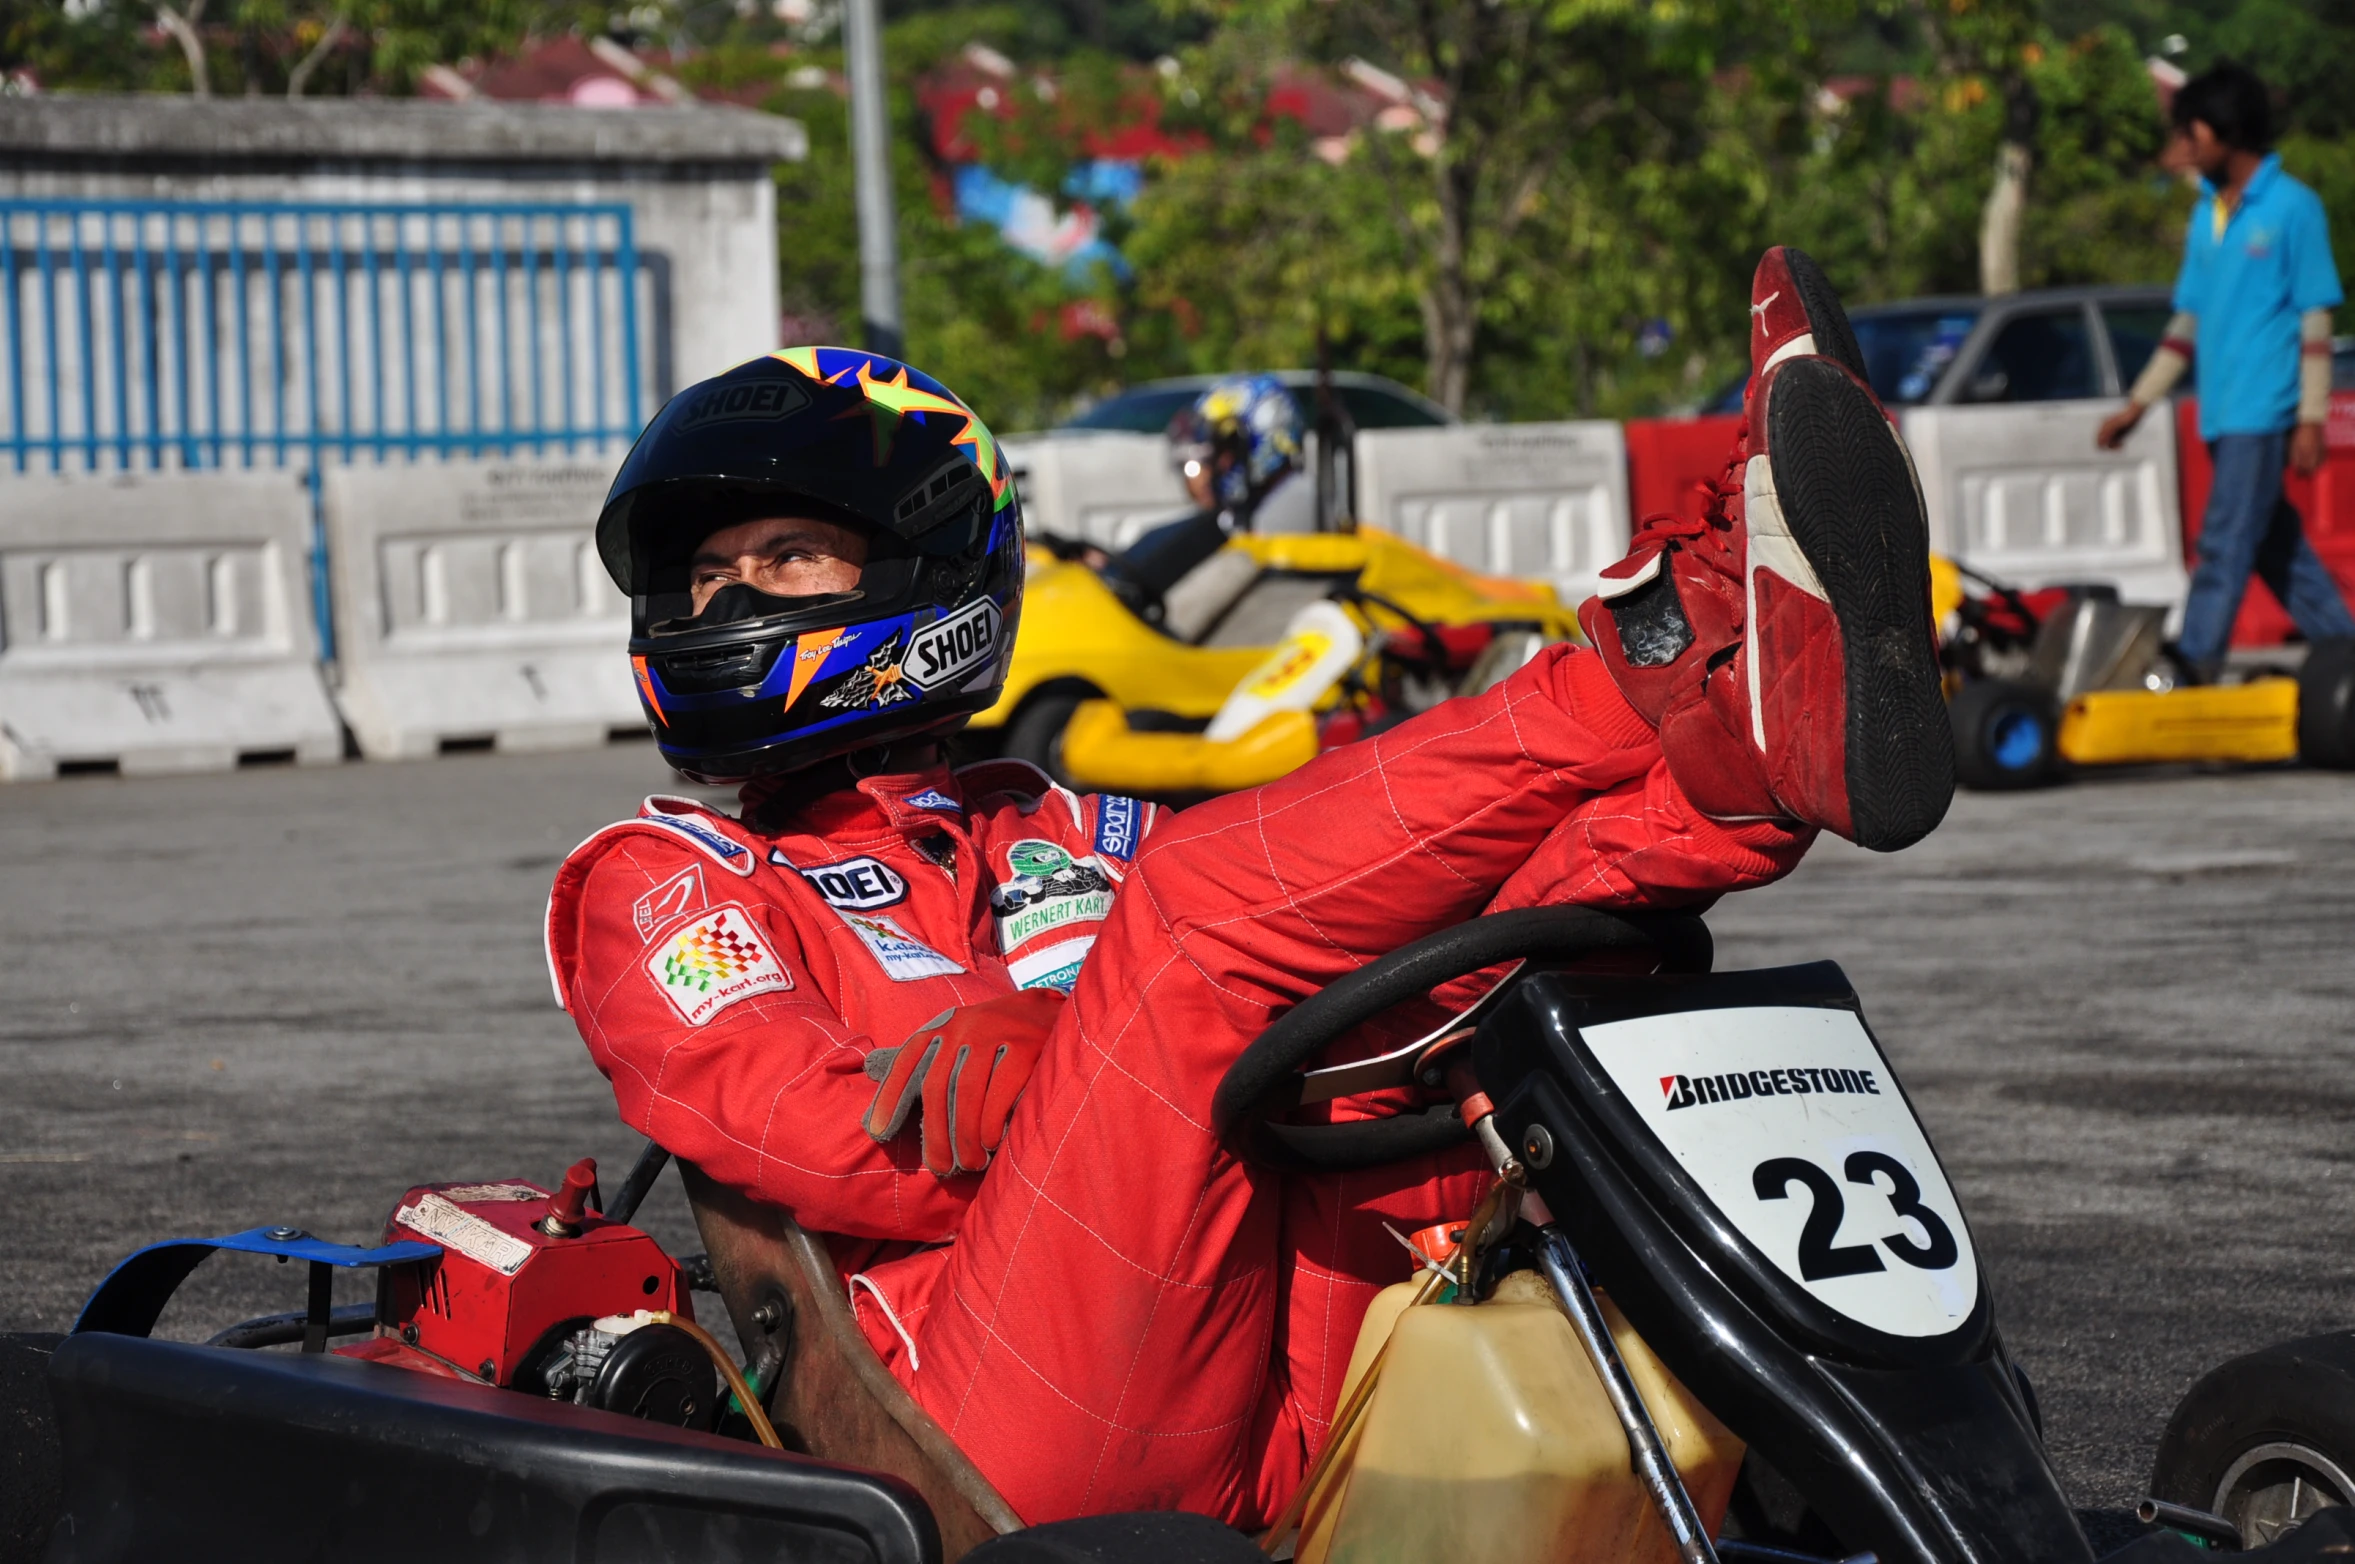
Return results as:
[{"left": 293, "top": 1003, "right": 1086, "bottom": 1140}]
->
[
  {"left": 906, "top": 599, "right": 1002, "bottom": 691},
  {"left": 790, "top": 854, "right": 908, "bottom": 912},
  {"left": 674, "top": 379, "right": 811, "bottom": 430}
]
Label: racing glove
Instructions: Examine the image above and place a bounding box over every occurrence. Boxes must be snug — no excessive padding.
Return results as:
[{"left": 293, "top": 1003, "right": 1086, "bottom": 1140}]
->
[{"left": 862, "top": 989, "right": 1068, "bottom": 1177}]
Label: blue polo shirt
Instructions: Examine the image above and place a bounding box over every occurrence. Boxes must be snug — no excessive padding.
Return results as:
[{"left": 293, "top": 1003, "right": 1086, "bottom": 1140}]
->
[{"left": 2174, "top": 154, "right": 2344, "bottom": 439}]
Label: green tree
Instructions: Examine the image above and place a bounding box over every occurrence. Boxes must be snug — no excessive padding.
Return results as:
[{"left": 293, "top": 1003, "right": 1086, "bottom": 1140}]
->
[
  {"left": 1752, "top": 20, "right": 2178, "bottom": 304},
  {"left": 1165, "top": 0, "right": 1766, "bottom": 416},
  {"left": 2, "top": 0, "right": 630, "bottom": 97},
  {"left": 718, "top": 7, "right": 1140, "bottom": 431}
]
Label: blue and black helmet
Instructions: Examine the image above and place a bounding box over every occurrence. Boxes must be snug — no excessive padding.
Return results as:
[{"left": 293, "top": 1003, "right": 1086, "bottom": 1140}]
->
[
  {"left": 596, "top": 348, "right": 1025, "bottom": 782},
  {"left": 1166, "top": 374, "right": 1303, "bottom": 510}
]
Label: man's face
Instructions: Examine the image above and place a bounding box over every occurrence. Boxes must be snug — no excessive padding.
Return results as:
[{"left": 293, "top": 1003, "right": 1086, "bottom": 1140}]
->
[
  {"left": 1181, "top": 457, "right": 1213, "bottom": 510},
  {"left": 1181, "top": 446, "right": 1242, "bottom": 510},
  {"left": 690, "top": 515, "right": 868, "bottom": 614},
  {"left": 2186, "top": 119, "right": 2234, "bottom": 181}
]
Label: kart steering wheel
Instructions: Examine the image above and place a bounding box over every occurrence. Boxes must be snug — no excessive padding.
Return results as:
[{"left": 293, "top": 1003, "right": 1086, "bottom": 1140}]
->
[{"left": 1211, "top": 906, "right": 1712, "bottom": 1172}]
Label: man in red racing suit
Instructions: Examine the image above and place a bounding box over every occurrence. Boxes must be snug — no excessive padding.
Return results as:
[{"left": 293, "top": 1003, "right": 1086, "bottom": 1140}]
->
[{"left": 546, "top": 253, "right": 1954, "bottom": 1529}]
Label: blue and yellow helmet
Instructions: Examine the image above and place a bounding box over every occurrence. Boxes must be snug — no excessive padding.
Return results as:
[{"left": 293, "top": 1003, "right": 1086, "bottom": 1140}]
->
[
  {"left": 1167, "top": 373, "right": 1304, "bottom": 509},
  {"left": 596, "top": 348, "right": 1024, "bottom": 782}
]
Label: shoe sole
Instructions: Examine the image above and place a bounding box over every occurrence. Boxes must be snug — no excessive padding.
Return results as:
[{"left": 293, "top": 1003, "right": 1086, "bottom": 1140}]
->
[
  {"left": 1781, "top": 247, "right": 1869, "bottom": 387},
  {"left": 1756, "top": 358, "right": 1955, "bottom": 851}
]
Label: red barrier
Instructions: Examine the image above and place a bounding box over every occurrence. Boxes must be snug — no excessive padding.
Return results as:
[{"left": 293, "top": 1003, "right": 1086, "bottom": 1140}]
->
[
  {"left": 2175, "top": 394, "right": 2355, "bottom": 646},
  {"left": 1624, "top": 414, "right": 1742, "bottom": 528}
]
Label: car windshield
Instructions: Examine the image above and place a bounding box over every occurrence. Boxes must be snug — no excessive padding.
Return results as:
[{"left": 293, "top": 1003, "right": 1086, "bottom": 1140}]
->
[
  {"left": 1060, "top": 379, "right": 1448, "bottom": 434},
  {"left": 1062, "top": 387, "right": 1204, "bottom": 434},
  {"left": 1857, "top": 308, "right": 1981, "bottom": 404},
  {"left": 1702, "top": 305, "right": 1983, "bottom": 413}
]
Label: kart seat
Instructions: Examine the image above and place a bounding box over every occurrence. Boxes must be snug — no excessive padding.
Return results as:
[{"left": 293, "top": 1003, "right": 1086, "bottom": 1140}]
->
[{"left": 679, "top": 1161, "right": 1024, "bottom": 1561}]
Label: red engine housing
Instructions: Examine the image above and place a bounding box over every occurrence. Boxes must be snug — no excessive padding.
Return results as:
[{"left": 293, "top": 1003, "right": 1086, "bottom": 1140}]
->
[{"left": 336, "top": 1171, "right": 690, "bottom": 1387}]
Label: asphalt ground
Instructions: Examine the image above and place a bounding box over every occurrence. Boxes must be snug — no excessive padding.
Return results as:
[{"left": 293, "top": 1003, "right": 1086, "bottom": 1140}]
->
[{"left": 3, "top": 745, "right": 2353, "bottom": 1535}]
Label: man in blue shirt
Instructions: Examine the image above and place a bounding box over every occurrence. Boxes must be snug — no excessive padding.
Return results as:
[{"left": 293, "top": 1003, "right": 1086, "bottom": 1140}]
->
[{"left": 2097, "top": 62, "right": 2355, "bottom": 681}]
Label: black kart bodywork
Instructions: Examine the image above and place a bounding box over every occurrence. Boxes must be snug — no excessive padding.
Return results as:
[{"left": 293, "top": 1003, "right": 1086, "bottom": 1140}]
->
[{"left": 1479, "top": 962, "right": 2078, "bottom": 1564}]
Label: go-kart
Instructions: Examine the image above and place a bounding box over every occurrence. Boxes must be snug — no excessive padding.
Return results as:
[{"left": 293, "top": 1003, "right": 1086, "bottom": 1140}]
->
[
  {"left": 1932, "top": 558, "right": 2355, "bottom": 790},
  {"left": 1051, "top": 586, "right": 1553, "bottom": 796},
  {"left": 5, "top": 908, "right": 2325, "bottom": 1564},
  {"left": 973, "top": 526, "right": 1575, "bottom": 792}
]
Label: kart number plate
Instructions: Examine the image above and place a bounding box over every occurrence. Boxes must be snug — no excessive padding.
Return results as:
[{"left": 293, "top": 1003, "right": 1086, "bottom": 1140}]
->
[{"left": 1583, "top": 1005, "right": 1978, "bottom": 1340}]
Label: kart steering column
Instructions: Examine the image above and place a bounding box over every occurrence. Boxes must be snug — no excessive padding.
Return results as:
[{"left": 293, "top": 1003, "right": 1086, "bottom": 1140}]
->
[{"left": 1535, "top": 1225, "right": 1720, "bottom": 1564}]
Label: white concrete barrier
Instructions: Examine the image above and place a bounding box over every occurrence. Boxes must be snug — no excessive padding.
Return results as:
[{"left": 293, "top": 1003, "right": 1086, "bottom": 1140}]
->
[
  {"left": 1003, "top": 433, "right": 1191, "bottom": 551},
  {"left": 324, "top": 459, "right": 642, "bottom": 759},
  {"left": 1900, "top": 401, "right": 2187, "bottom": 611},
  {"left": 1352, "top": 422, "right": 1632, "bottom": 606},
  {"left": 0, "top": 471, "right": 341, "bottom": 781}
]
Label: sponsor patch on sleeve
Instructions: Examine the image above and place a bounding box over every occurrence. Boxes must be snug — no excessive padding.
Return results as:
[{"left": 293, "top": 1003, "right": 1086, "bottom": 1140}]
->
[
  {"left": 635, "top": 806, "right": 757, "bottom": 876},
  {"left": 1093, "top": 795, "right": 1142, "bottom": 862},
  {"left": 646, "top": 904, "right": 793, "bottom": 1025},
  {"left": 838, "top": 911, "right": 967, "bottom": 982},
  {"left": 1006, "top": 935, "right": 1093, "bottom": 994},
  {"left": 632, "top": 864, "right": 708, "bottom": 938}
]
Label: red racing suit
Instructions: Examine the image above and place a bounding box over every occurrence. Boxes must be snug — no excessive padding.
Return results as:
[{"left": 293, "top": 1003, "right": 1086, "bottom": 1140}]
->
[{"left": 545, "top": 645, "right": 1811, "bottom": 1527}]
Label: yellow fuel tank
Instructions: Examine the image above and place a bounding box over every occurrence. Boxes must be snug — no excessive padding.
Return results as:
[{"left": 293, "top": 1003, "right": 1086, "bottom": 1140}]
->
[
  {"left": 1297, "top": 1273, "right": 1744, "bottom": 1564},
  {"left": 2057, "top": 679, "right": 2300, "bottom": 767}
]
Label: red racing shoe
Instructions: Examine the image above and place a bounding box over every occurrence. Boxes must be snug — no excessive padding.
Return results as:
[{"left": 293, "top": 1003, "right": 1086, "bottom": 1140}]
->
[
  {"left": 1747, "top": 244, "right": 1870, "bottom": 397},
  {"left": 1579, "top": 251, "right": 1952, "bottom": 852},
  {"left": 1578, "top": 247, "right": 1871, "bottom": 725}
]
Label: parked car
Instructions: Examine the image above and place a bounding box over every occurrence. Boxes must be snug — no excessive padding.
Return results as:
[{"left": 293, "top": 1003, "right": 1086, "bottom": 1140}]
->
[
  {"left": 1703, "top": 285, "right": 2178, "bottom": 413},
  {"left": 1054, "top": 370, "right": 1452, "bottom": 435}
]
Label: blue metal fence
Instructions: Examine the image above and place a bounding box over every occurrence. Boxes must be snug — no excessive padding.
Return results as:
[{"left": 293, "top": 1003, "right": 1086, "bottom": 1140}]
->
[
  {"left": 0, "top": 198, "right": 662, "bottom": 655},
  {"left": 0, "top": 198, "right": 653, "bottom": 474}
]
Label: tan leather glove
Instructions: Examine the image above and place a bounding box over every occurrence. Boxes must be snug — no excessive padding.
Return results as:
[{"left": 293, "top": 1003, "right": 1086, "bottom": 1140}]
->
[{"left": 863, "top": 989, "right": 1069, "bottom": 1177}]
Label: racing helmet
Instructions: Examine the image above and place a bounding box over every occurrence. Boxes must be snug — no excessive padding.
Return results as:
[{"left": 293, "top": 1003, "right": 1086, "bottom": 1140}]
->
[
  {"left": 596, "top": 348, "right": 1024, "bottom": 782},
  {"left": 1166, "top": 374, "right": 1303, "bottom": 510}
]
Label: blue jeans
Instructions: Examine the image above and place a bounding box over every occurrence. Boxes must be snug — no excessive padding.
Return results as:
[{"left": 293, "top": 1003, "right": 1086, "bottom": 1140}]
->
[{"left": 2177, "top": 430, "right": 2355, "bottom": 675}]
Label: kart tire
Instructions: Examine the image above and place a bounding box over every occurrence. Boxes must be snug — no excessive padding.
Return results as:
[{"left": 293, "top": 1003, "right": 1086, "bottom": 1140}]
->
[
  {"left": 1951, "top": 678, "right": 2062, "bottom": 790},
  {"left": 1001, "top": 689, "right": 1093, "bottom": 789},
  {"left": 0, "top": 1333, "right": 64, "bottom": 1564},
  {"left": 2150, "top": 1331, "right": 2355, "bottom": 1549},
  {"left": 2297, "top": 639, "right": 2355, "bottom": 770}
]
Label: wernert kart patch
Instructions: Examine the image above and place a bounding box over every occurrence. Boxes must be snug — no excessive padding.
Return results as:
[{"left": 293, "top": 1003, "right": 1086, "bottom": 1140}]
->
[{"left": 990, "top": 839, "right": 1114, "bottom": 953}]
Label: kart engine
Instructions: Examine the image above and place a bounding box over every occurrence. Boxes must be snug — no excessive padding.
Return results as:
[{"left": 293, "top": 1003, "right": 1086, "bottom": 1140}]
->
[{"left": 339, "top": 1157, "right": 714, "bottom": 1428}]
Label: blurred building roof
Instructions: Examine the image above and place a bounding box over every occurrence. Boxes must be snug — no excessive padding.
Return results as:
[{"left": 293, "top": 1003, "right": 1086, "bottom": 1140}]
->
[
  {"left": 0, "top": 92, "right": 806, "bottom": 164},
  {"left": 418, "top": 34, "right": 779, "bottom": 113}
]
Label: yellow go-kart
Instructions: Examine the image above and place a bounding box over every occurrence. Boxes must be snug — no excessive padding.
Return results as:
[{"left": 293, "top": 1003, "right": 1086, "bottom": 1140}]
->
[
  {"left": 969, "top": 528, "right": 1578, "bottom": 794},
  {"left": 1934, "top": 557, "right": 2355, "bottom": 788}
]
